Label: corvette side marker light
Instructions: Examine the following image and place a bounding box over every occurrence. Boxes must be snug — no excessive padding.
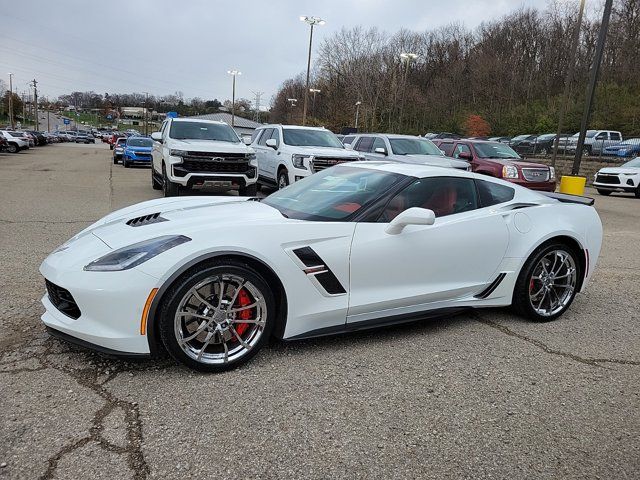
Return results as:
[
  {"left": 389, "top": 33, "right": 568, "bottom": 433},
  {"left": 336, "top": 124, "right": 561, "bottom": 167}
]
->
[{"left": 140, "top": 288, "right": 159, "bottom": 335}]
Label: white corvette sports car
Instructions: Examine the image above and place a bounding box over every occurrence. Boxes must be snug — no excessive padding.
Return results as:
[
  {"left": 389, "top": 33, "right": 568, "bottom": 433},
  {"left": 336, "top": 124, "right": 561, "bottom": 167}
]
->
[{"left": 40, "top": 162, "right": 603, "bottom": 371}]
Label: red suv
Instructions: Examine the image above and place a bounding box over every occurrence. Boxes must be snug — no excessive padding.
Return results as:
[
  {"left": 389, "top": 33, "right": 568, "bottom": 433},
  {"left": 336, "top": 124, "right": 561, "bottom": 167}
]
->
[{"left": 433, "top": 139, "right": 556, "bottom": 191}]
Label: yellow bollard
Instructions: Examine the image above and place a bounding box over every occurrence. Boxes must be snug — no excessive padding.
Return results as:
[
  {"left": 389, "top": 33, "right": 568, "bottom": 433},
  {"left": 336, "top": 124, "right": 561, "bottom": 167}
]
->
[{"left": 559, "top": 175, "right": 587, "bottom": 196}]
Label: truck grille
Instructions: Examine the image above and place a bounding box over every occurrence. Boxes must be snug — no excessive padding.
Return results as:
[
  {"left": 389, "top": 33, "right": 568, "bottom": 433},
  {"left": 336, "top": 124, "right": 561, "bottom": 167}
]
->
[
  {"left": 312, "top": 157, "right": 356, "bottom": 172},
  {"left": 174, "top": 160, "right": 253, "bottom": 176},
  {"left": 184, "top": 152, "right": 247, "bottom": 160},
  {"left": 45, "top": 279, "right": 81, "bottom": 319},
  {"left": 595, "top": 174, "right": 620, "bottom": 185},
  {"left": 522, "top": 168, "right": 550, "bottom": 182}
]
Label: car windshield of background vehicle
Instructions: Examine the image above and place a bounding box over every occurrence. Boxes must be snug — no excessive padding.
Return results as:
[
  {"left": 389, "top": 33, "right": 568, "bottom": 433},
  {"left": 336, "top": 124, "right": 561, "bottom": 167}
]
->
[
  {"left": 262, "top": 166, "right": 404, "bottom": 221},
  {"left": 128, "top": 138, "right": 153, "bottom": 147},
  {"left": 584, "top": 130, "right": 597, "bottom": 138},
  {"left": 282, "top": 128, "right": 344, "bottom": 148},
  {"left": 537, "top": 134, "right": 555, "bottom": 140},
  {"left": 169, "top": 121, "right": 239, "bottom": 143},
  {"left": 389, "top": 138, "right": 442, "bottom": 156},
  {"left": 474, "top": 143, "right": 521, "bottom": 159},
  {"left": 511, "top": 135, "right": 531, "bottom": 141},
  {"left": 622, "top": 158, "right": 640, "bottom": 168}
]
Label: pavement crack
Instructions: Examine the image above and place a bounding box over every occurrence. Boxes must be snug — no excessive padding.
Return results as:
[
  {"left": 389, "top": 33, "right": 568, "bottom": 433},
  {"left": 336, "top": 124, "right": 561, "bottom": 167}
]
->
[{"left": 473, "top": 313, "right": 639, "bottom": 368}]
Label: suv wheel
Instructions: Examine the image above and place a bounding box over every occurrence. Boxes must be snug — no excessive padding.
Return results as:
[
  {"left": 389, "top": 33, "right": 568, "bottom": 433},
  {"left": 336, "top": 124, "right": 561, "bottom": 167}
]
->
[
  {"left": 277, "top": 169, "right": 289, "bottom": 190},
  {"left": 597, "top": 189, "right": 611, "bottom": 196},
  {"left": 6, "top": 143, "right": 18, "bottom": 154},
  {"left": 239, "top": 183, "right": 257, "bottom": 196},
  {"left": 581, "top": 146, "right": 591, "bottom": 157},
  {"left": 151, "top": 167, "right": 162, "bottom": 190},
  {"left": 162, "top": 164, "right": 180, "bottom": 197}
]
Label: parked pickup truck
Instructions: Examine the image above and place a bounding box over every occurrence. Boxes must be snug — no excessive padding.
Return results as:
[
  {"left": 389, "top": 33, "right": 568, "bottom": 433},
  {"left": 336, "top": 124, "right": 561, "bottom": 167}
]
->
[
  {"left": 432, "top": 139, "right": 556, "bottom": 192},
  {"left": 566, "top": 130, "right": 623, "bottom": 156},
  {"left": 151, "top": 118, "right": 258, "bottom": 197}
]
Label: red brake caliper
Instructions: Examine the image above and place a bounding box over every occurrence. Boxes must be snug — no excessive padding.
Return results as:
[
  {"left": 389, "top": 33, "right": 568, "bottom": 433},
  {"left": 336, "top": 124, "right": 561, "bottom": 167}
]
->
[{"left": 233, "top": 288, "right": 252, "bottom": 337}]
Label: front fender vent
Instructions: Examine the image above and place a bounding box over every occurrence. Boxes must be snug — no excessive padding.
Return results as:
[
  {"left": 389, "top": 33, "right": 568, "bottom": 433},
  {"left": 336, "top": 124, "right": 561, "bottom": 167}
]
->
[{"left": 126, "top": 212, "right": 167, "bottom": 227}]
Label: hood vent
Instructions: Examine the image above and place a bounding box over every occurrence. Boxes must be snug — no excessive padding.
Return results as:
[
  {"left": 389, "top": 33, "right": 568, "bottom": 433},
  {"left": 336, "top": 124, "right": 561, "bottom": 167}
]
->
[{"left": 126, "top": 212, "right": 167, "bottom": 227}]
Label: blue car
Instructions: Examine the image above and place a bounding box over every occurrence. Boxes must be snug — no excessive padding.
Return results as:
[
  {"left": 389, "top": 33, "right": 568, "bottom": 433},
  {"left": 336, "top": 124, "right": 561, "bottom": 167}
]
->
[
  {"left": 122, "top": 137, "right": 154, "bottom": 168},
  {"left": 603, "top": 139, "right": 640, "bottom": 157}
]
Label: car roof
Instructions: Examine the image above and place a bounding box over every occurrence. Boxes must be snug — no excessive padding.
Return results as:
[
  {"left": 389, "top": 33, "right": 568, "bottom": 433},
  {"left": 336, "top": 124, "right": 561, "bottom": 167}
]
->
[
  {"left": 260, "top": 124, "right": 327, "bottom": 131},
  {"left": 171, "top": 118, "right": 227, "bottom": 125}
]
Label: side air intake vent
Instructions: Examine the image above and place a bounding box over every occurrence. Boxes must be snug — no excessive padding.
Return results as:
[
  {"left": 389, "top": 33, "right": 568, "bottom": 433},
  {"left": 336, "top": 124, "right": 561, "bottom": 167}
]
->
[
  {"left": 292, "top": 247, "right": 347, "bottom": 295},
  {"left": 475, "top": 273, "right": 507, "bottom": 299},
  {"left": 126, "top": 212, "right": 167, "bottom": 227}
]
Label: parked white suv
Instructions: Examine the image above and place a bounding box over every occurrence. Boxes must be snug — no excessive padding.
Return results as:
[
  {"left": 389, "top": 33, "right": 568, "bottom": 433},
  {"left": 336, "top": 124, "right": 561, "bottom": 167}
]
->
[
  {"left": 151, "top": 118, "right": 258, "bottom": 197},
  {"left": 251, "top": 125, "right": 362, "bottom": 189},
  {"left": 0, "top": 131, "right": 29, "bottom": 153},
  {"left": 567, "top": 130, "right": 623, "bottom": 156}
]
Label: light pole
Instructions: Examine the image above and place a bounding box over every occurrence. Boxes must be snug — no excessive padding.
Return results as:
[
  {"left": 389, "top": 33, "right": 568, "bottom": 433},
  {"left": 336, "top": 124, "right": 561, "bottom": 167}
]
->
[
  {"left": 227, "top": 69, "right": 241, "bottom": 127},
  {"left": 354, "top": 101, "right": 362, "bottom": 130},
  {"left": 287, "top": 98, "right": 297, "bottom": 123},
  {"left": 399, "top": 52, "right": 418, "bottom": 130},
  {"left": 309, "top": 88, "right": 321, "bottom": 118},
  {"left": 8, "top": 73, "right": 14, "bottom": 129},
  {"left": 300, "top": 15, "right": 325, "bottom": 126}
]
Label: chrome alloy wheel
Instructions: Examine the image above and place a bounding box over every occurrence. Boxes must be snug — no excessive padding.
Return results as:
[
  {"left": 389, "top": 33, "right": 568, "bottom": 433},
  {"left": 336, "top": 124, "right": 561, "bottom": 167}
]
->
[
  {"left": 528, "top": 249, "right": 577, "bottom": 317},
  {"left": 174, "top": 274, "right": 267, "bottom": 365}
]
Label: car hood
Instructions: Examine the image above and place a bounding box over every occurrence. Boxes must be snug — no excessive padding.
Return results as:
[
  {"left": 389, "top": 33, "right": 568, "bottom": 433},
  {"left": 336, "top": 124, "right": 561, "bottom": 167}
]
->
[
  {"left": 598, "top": 167, "right": 640, "bottom": 175},
  {"left": 389, "top": 154, "right": 469, "bottom": 169},
  {"left": 296, "top": 146, "right": 360, "bottom": 158},
  {"left": 168, "top": 139, "right": 250, "bottom": 153},
  {"left": 73, "top": 197, "right": 286, "bottom": 250}
]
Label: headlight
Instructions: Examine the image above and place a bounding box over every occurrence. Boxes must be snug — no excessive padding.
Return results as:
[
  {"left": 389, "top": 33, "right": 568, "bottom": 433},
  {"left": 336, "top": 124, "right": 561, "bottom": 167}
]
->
[
  {"left": 84, "top": 235, "right": 191, "bottom": 271},
  {"left": 549, "top": 166, "right": 555, "bottom": 180},
  {"left": 292, "top": 154, "right": 312, "bottom": 169},
  {"left": 502, "top": 165, "right": 519, "bottom": 179},
  {"left": 170, "top": 149, "right": 188, "bottom": 157}
]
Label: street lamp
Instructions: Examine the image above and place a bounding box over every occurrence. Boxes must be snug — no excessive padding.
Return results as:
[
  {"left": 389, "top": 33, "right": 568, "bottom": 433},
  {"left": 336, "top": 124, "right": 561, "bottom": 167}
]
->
[
  {"left": 354, "top": 101, "right": 362, "bottom": 129},
  {"left": 300, "top": 15, "right": 325, "bottom": 126},
  {"left": 287, "top": 98, "right": 297, "bottom": 124},
  {"left": 398, "top": 52, "right": 418, "bottom": 129},
  {"left": 227, "top": 69, "right": 241, "bottom": 127},
  {"left": 8, "top": 73, "right": 14, "bottom": 129},
  {"left": 309, "top": 88, "right": 321, "bottom": 118}
]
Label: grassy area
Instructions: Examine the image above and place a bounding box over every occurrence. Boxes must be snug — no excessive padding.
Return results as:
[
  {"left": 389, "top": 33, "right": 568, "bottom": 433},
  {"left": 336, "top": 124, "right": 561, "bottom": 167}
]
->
[{"left": 60, "top": 111, "right": 101, "bottom": 128}]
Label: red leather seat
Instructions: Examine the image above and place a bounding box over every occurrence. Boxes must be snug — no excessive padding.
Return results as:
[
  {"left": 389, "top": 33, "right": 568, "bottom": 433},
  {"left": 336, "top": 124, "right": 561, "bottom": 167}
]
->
[{"left": 423, "top": 185, "right": 457, "bottom": 217}]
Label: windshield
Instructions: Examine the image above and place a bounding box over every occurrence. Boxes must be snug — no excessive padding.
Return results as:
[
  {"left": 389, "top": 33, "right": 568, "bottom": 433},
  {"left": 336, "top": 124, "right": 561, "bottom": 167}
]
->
[
  {"left": 537, "top": 134, "right": 555, "bottom": 140},
  {"left": 127, "top": 138, "right": 153, "bottom": 147},
  {"left": 282, "top": 128, "right": 344, "bottom": 148},
  {"left": 622, "top": 158, "right": 640, "bottom": 168},
  {"left": 511, "top": 135, "right": 531, "bottom": 141},
  {"left": 169, "top": 121, "right": 239, "bottom": 143},
  {"left": 389, "top": 138, "right": 442, "bottom": 156},
  {"left": 262, "top": 166, "right": 404, "bottom": 221},
  {"left": 474, "top": 142, "right": 521, "bottom": 159},
  {"left": 584, "top": 130, "right": 597, "bottom": 138}
]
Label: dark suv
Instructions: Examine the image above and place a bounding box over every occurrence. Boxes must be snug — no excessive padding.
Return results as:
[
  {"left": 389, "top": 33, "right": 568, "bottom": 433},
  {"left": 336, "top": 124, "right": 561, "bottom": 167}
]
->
[{"left": 432, "top": 139, "right": 556, "bottom": 191}]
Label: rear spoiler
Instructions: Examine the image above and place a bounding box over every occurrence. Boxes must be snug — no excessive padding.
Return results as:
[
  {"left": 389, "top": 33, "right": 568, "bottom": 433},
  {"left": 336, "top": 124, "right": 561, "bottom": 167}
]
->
[{"left": 540, "top": 192, "right": 595, "bottom": 206}]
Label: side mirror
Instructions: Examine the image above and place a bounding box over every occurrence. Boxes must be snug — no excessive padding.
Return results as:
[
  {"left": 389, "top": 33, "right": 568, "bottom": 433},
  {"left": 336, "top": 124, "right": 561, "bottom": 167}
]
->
[
  {"left": 242, "top": 137, "right": 252, "bottom": 145},
  {"left": 439, "top": 149, "right": 446, "bottom": 155},
  {"left": 151, "top": 132, "right": 162, "bottom": 142},
  {"left": 344, "top": 143, "right": 353, "bottom": 150},
  {"left": 385, "top": 207, "right": 436, "bottom": 235},
  {"left": 458, "top": 151, "right": 472, "bottom": 161},
  {"left": 265, "top": 138, "right": 278, "bottom": 149},
  {"left": 374, "top": 147, "right": 388, "bottom": 155}
]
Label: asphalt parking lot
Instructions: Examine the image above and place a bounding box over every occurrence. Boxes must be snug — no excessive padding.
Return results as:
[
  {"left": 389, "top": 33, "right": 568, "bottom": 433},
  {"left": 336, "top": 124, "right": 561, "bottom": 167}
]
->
[{"left": 0, "top": 143, "right": 638, "bottom": 480}]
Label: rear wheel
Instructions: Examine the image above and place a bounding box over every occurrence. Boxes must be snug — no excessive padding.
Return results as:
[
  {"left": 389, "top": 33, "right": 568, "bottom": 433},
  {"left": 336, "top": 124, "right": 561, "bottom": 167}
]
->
[
  {"left": 512, "top": 242, "right": 581, "bottom": 322},
  {"left": 158, "top": 261, "right": 275, "bottom": 372},
  {"left": 597, "top": 189, "right": 611, "bottom": 196},
  {"left": 6, "top": 143, "right": 17, "bottom": 154}
]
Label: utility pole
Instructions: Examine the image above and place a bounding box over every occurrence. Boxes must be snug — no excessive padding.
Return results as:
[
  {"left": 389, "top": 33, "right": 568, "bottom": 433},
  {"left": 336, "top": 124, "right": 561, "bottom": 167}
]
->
[
  {"left": 571, "top": 0, "right": 613, "bottom": 176},
  {"left": 31, "top": 79, "right": 38, "bottom": 131},
  {"left": 309, "top": 88, "right": 321, "bottom": 119},
  {"left": 144, "top": 92, "right": 149, "bottom": 135},
  {"left": 227, "top": 70, "right": 241, "bottom": 127},
  {"left": 300, "top": 16, "right": 325, "bottom": 125},
  {"left": 354, "top": 101, "right": 362, "bottom": 129},
  {"left": 251, "top": 91, "right": 264, "bottom": 123},
  {"left": 552, "top": 0, "right": 585, "bottom": 167},
  {"left": 8, "top": 73, "right": 14, "bottom": 129}
]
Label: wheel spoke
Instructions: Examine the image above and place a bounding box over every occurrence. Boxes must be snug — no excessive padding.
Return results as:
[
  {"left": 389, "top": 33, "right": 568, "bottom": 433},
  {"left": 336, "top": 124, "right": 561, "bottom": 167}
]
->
[
  {"left": 176, "top": 311, "right": 211, "bottom": 322},
  {"left": 537, "top": 290, "right": 548, "bottom": 312},
  {"left": 226, "top": 282, "right": 246, "bottom": 310},
  {"left": 222, "top": 340, "right": 229, "bottom": 363},
  {"left": 233, "top": 317, "right": 266, "bottom": 327},
  {"left": 197, "top": 331, "right": 215, "bottom": 361},
  {"left": 227, "top": 302, "right": 257, "bottom": 314},
  {"left": 230, "top": 326, "right": 250, "bottom": 349},
  {"left": 180, "top": 320, "right": 211, "bottom": 343},
  {"left": 190, "top": 288, "right": 216, "bottom": 311},
  {"left": 217, "top": 280, "right": 226, "bottom": 308}
]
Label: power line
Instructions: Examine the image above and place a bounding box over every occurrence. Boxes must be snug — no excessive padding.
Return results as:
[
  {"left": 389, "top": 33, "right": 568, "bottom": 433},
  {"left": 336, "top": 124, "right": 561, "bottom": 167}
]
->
[{"left": 251, "top": 91, "right": 264, "bottom": 123}]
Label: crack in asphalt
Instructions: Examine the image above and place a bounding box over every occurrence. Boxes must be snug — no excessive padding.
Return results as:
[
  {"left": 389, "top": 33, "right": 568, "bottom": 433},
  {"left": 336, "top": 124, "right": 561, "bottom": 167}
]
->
[
  {"left": 0, "top": 338, "right": 150, "bottom": 479},
  {"left": 474, "top": 313, "right": 640, "bottom": 367}
]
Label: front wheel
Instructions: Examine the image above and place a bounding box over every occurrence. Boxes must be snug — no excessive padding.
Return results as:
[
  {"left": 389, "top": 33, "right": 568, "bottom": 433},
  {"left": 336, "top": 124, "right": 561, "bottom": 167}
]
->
[
  {"left": 597, "top": 189, "right": 611, "bottom": 196},
  {"left": 6, "top": 143, "right": 18, "bottom": 154},
  {"left": 277, "top": 169, "right": 289, "bottom": 190},
  {"left": 512, "top": 242, "right": 581, "bottom": 322},
  {"left": 635, "top": 186, "right": 640, "bottom": 199},
  {"left": 123, "top": 157, "right": 130, "bottom": 168},
  {"left": 162, "top": 164, "right": 180, "bottom": 197},
  {"left": 239, "top": 183, "right": 257, "bottom": 196},
  {"left": 151, "top": 167, "right": 162, "bottom": 190},
  {"left": 158, "top": 261, "right": 275, "bottom": 372}
]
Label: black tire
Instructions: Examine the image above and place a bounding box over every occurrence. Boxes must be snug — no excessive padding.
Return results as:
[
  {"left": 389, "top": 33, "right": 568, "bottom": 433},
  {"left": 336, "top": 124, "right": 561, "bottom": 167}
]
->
[
  {"left": 109, "top": 144, "right": 114, "bottom": 150},
  {"left": 539, "top": 147, "right": 549, "bottom": 155},
  {"left": 6, "top": 143, "right": 18, "bottom": 154},
  {"left": 158, "top": 260, "right": 276, "bottom": 372},
  {"left": 151, "top": 167, "right": 162, "bottom": 190},
  {"left": 239, "top": 183, "right": 257, "bottom": 196},
  {"left": 255, "top": 182, "right": 262, "bottom": 192},
  {"left": 277, "top": 169, "right": 289, "bottom": 190},
  {"left": 581, "top": 146, "right": 590, "bottom": 157},
  {"left": 635, "top": 187, "right": 640, "bottom": 199},
  {"left": 597, "top": 189, "right": 611, "bottom": 196},
  {"left": 123, "top": 157, "right": 130, "bottom": 168},
  {"left": 113, "top": 156, "right": 118, "bottom": 164},
  {"left": 512, "top": 241, "right": 582, "bottom": 322},
  {"left": 162, "top": 164, "right": 180, "bottom": 197}
]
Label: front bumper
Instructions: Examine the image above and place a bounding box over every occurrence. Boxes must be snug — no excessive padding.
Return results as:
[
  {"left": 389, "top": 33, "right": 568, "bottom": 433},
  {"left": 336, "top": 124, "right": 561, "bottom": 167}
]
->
[
  {"left": 40, "top": 253, "right": 159, "bottom": 355},
  {"left": 125, "top": 152, "right": 152, "bottom": 163},
  {"left": 168, "top": 161, "right": 258, "bottom": 188},
  {"left": 593, "top": 182, "right": 638, "bottom": 193}
]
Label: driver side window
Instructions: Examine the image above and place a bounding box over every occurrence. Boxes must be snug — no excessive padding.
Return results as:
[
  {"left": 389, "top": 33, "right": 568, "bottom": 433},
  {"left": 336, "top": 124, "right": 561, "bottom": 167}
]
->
[
  {"left": 378, "top": 177, "right": 478, "bottom": 222},
  {"left": 453, "top": 144, "right": 471, "bottom": 159}
]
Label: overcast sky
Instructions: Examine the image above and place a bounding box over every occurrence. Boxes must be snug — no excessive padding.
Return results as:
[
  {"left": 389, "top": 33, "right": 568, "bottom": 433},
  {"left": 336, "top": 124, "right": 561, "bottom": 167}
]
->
[{"left": 0, "top": 0, "right": 548, "bottom": 105}]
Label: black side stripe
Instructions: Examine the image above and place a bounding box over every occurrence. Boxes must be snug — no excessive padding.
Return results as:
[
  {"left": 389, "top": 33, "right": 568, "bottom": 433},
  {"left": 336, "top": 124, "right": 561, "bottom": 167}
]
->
[
  {"left": 292, "top": 247, "right": 347, "bottom": 295},
  {"left": 475, "top": 273, "right": 507, "bottom": 299}
]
